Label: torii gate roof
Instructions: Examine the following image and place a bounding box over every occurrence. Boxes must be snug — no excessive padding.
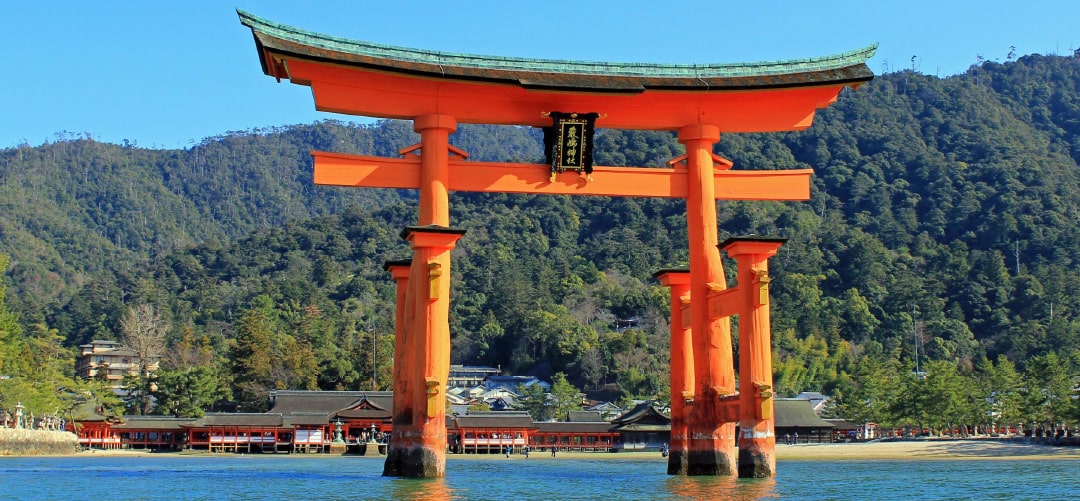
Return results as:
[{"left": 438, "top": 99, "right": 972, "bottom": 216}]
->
[{"left": 239, "top": 10, "right": 876, "bottom": 131}]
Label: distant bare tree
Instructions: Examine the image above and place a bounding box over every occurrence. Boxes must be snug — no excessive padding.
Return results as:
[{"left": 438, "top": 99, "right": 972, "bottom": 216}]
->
[
  {"left": 119, "top": 304, "right": 168, "bottom": 377},
  {"left": 578, "top": 346, "right": 606, "bottom": 390}
]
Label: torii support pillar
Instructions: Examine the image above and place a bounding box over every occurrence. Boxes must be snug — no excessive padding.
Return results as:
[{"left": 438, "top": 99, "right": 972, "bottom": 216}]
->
[
  {"left": 383, "top": 226, "right": 465, "bottom": 478},
  {"left": 654, "top": 269, "right": 693, "bottom": 475},
  {"left": 382, "top": 259, "right": 411, "bottom": 475},
  {"left": 679, "top": 124, "right": 737, "bottom": 476},
  {"left": 722, "top": 237, "right": 786, "bottom": 478}
]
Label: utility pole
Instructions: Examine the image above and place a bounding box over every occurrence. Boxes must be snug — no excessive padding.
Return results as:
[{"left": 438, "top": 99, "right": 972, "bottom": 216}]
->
[
  {"left": 1015, "top": 241, "right": 1020, "bottom": 275},
  {"left": 913, "top": 304, "right": 920, "bottom": 376},
  {"left": 371, "top": 324, "right": 377, "bottom": 391}
]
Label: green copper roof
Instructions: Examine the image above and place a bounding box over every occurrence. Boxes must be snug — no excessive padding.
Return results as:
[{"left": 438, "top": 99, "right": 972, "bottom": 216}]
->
[{"left": 238, "top": 10, "right": 875, "bottom": 92}]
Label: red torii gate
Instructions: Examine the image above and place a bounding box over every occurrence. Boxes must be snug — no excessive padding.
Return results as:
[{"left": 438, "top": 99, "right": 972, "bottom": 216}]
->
[{"left": 239, "top": 10, "right": 874, "bottom": 478}]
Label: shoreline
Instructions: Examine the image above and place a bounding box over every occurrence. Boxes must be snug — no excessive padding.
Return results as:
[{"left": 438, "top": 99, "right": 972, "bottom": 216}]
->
[
  {"left": 12, "top": 438, "right": 1077, "bottom": 462},
  {"left": 774, "top": 438, "right": 1080, "bottom": 461}
]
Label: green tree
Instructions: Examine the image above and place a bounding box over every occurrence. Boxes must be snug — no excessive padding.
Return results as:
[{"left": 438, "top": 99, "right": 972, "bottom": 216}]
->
[
  {"left": 549, "top": 373, "right": 583, "bottom": 421},
  {"left": 151, "top": 366, "right": 227, "bottom": 418},
  {"left": 516, "top": 382, "right": 553, "bottom": 422},
  {"left": 917, "top": 360, "right": 981, "bottom": 436},
  {"left": 229, "top": 296, "right": 276, "bottom": 411},
  {"left": 0, "top": 255, "right": 27, "bottom": 379},
  {"left": 978, "top": 355, "right": 1024, "bottom": 432},
  {"left": 1023, "top": 352, "right": 1075, "bottom": 433},
  {"left": 836, "top": 346, "right": 899, "bottom": 428}
]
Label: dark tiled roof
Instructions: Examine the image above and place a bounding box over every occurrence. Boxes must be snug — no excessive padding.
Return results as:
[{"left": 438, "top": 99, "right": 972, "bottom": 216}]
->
[
  {"left": 284, "top": 413, "right": 330, "bottom": 427},
  {"left": 185, "top": 413, "right": 285, "bottom": 427},
  {"left": 113, "top": 416, "right": 195, "bottom": 430},
  {"left": 239, "top": 10, "right": 875, "bottom": 93},
  {"left": 85, "top": 346, "right": 138, "bottom": 357},
  {"left": 567, "top": 411, "right": 606, "bottom": 422},
  {"left": 67, "top": 402, "right": 111, "bottom": 422},
  {"left": 536, "top": 422, "right": 615, "bottom": 433},
  {"left": 450, "top": 412, "right": 536, "bottom": 429},
  {"left": 824, "top": 418, "right": 860, "bottom": 430},
  {"left": 335, "top": 408, "right": 391, "bottom": 420},
  {"left": 774, "top": 399, "right": 836, "bottom": 429},
  {"left": 614, "top": 424, "right": 671, "bottom": 432},
  {"left": 450, "top": 365, "right": 500, "bottom": 372},
  {"left": 611, "top": 402, "right": 671, "bottom": 426},
  {"left": 268, "top": 390, "right": 393, "bottom": 416}
]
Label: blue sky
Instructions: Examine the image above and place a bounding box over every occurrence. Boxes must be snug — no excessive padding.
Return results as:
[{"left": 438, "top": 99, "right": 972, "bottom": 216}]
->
[{"left": 2, "top": 0, "right": 1077, "bottom": 149}]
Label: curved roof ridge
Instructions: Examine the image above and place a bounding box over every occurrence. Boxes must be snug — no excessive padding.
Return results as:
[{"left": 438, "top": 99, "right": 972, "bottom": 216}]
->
[{"left": 238, "top": 9, "right": 876, "bottom": 79}]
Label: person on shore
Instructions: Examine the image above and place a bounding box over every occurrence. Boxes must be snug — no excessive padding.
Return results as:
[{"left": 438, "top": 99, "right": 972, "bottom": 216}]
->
[
  {"left": 793, "top": 432, "right": 799, "bottom": 444},
  {"left": 551, "top": 446, "right": 556, "bottom": 458},
  {"left": 524, "top": 445, "right": 530, "bottom": 459},
  {"left": 505, "top": 445, "right": 511, "bottom": 458}
]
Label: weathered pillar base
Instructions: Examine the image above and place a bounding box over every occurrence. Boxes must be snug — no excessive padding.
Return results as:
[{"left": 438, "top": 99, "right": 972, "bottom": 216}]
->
[
  {"left": 666, "top": 450, "right": 689, "bottom": 475},
  {"left": 686, "top": 445, "right": 737, "bottom": 476},
  {"left": 383, "top": 444, "right": 444, "bottom": 478},
  {"left": 685, "top": 388, "right": 738, "bottom": 476},
  {"left": 738, "top": 447, "right": 775, "bottom": 478},
  {"left": 383, "top": 445, "right": 404, "bottom": 476}
]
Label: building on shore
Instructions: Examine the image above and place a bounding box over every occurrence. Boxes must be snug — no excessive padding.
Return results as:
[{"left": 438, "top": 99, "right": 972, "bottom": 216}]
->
[
  {"left": 66, "top": 391, "right": 856, "bottom": 453},
  {"left": 447, "top": 411, "right": 534, "bottom": 454},
  {"left": 610, "top": 402, "right": 671, "bottom": 451},
  {"left": 74, "top": 340, "right": 158, "bottom": 389},
  {"left": 447, "top": 365, "right": 501, "bottom": 389},
  {"left": 112, "top": 416, "right": 194, "bottom": 450},
  {"left": 773, "top": 398, "right": 837, "bottom": 444}
]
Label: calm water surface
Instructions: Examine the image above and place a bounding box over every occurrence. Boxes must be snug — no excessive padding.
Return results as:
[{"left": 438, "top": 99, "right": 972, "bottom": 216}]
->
[{"left": 2, "top": 454, "right": 1077, "bottom": 500}]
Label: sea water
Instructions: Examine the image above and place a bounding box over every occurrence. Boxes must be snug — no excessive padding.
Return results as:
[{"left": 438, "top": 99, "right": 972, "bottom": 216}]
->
[{"left": 1, "top": 454, "right": 1077, "bottom": 500}]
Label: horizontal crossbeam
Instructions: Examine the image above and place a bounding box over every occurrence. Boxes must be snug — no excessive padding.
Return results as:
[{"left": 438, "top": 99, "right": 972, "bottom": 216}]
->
[
  {"left": 679, "top": 288, "right": 741, "bottom": 329},
  {"left": 313, "top": 151, "right": 811, "bottom": 200}
]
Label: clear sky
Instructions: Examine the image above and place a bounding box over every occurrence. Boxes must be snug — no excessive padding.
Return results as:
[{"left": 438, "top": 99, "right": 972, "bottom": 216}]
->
[{"left": 2, "top": 0, "right": 1077, "bottom": 149}]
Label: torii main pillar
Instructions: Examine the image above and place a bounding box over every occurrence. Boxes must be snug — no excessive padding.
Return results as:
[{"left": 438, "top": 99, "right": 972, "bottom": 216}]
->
[
  {"left": 381, "top": 115, "right": 465, "bottom": 478},
  {"left": 679, "top": 124, "right": 738, "bottom": 476},
  {"left": 389, "top": 225, "right": 464, "bottom": 477}
]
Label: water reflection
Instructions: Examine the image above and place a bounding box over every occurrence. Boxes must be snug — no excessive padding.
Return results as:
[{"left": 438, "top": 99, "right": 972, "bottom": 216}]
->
[
  {"left": 391, "top": 478, "right": 455, "bottom": 501},
  {"left": 666, "top": 475, "right": 777, "bottom": 500}
]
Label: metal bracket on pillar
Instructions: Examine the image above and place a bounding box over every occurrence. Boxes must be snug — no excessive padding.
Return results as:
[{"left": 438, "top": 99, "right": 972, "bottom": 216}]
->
[
  {"left": 754, "top": 270, "right": 771, "bottom": 306},
  {"left": 754, "top": 382, "right": 774, "bottom": 419},
  {"left": 425, "top": 378, "right": 441, "bottom": 418},
  {"left": 399, "top": 142, "right": 470, "bottom": 159},
  {"left": 427, "top": 263, "right": 442, "bottom": 300}
]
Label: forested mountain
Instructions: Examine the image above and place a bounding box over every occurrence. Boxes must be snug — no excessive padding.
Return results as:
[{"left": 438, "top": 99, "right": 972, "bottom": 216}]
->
[{"left": 1, "top": 54, "right": 1078, "bottom": 430}]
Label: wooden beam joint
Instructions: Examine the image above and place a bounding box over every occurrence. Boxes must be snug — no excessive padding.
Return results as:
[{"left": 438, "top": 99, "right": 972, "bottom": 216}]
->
[{"left": 398, "top": 142, "right": 470, "bottom": 159}]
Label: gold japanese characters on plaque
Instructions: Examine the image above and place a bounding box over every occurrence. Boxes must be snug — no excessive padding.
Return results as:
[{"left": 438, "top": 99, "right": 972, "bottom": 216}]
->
[{"left": 544, "top": 112, "right": 599, "bottom": 181}]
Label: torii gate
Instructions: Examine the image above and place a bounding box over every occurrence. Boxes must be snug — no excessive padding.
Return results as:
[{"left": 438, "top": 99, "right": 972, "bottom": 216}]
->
[{"left": 239, "top": 10, "right": 874, "bottom": 478}]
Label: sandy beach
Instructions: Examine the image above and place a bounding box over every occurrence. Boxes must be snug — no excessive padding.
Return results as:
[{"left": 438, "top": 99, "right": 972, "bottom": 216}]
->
[
  {"left": 775, "top": 438, "right": 1080, "bottom": 461},
  {"left": 452, "top": 439, "right": 1080, "bottom": 462},
  {"left": 53, "top": 439, "right": 1080, "bottom": 462}
]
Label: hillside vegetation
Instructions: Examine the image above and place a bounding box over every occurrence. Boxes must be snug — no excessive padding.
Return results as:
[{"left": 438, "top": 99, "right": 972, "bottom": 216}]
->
[{"left": 1, "top": 54, "right": 1078, "bottom": 431}]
